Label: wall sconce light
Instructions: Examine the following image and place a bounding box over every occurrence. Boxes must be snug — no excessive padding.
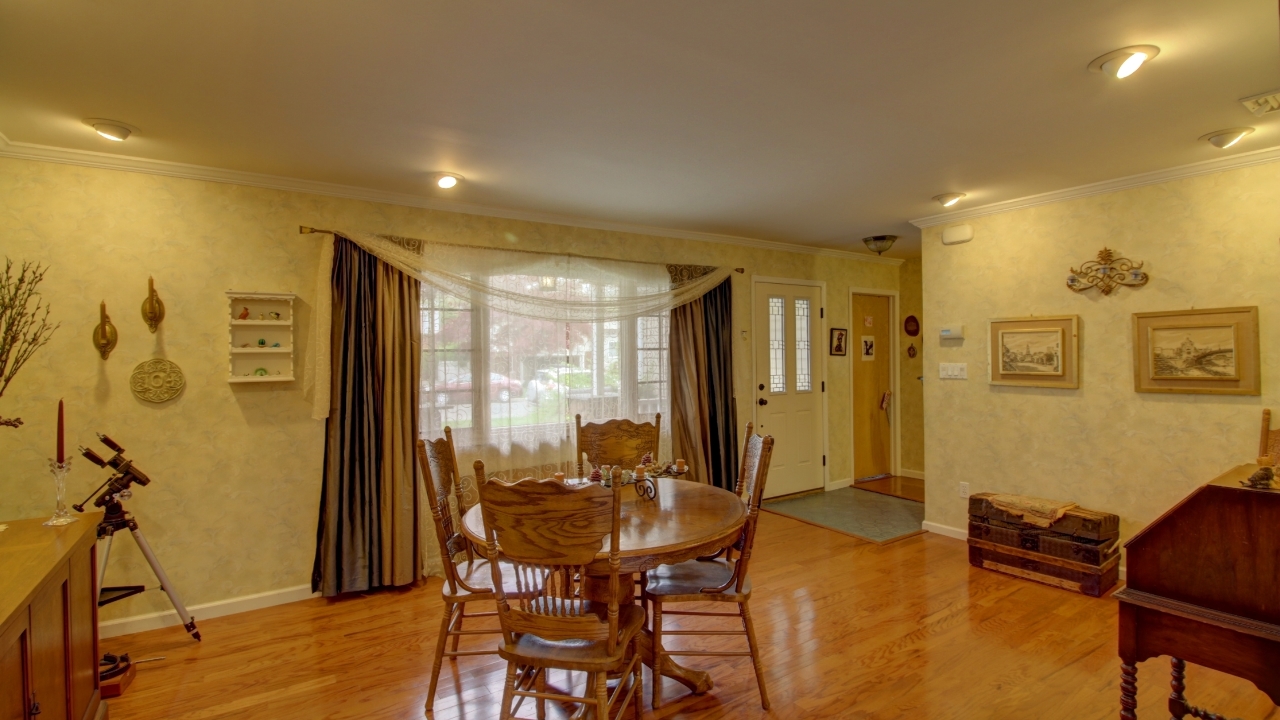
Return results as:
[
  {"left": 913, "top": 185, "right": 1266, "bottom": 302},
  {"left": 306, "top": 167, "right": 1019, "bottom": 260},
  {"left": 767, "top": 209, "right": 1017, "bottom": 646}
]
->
[
  {"left": 1067, "top": 248, "right": 1148, "bottom": 295},
  {"left": 862, "top": 235, "right": 897, "bottom": 255}
]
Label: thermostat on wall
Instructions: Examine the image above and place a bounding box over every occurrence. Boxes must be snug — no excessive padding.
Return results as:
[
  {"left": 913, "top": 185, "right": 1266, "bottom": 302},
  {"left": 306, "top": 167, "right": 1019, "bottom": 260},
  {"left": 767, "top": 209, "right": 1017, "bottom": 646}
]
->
[
  {"left": 941, "top": 224, "right": 974, "bottom": 245},
  {"left": 939, "top": 325, "right": 964, "bottom": 340}
]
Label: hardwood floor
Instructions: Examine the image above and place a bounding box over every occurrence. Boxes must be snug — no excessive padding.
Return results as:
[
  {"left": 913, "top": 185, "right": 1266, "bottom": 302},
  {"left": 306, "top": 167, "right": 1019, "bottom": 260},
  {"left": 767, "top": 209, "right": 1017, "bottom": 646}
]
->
[
  {"left": 104, "top": 512, "right": 1277, "bottom": 719},
  {"left": 854, "top": 475, "right": 925, "bottom": 503}
]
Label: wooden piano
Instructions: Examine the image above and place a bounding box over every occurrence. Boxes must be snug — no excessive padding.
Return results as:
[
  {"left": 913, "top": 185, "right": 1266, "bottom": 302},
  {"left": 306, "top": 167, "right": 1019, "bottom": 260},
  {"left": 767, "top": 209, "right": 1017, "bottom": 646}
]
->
[{"left": 1116, "top": 463, "right": 1280, "bottom": 719}]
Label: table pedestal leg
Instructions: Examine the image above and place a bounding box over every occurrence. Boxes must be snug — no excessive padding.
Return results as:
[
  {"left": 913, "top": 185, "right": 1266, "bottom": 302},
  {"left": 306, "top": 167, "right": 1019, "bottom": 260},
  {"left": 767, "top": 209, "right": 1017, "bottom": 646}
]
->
[{"left": 584, "top": 573, "right": 714, "bottom": 696}]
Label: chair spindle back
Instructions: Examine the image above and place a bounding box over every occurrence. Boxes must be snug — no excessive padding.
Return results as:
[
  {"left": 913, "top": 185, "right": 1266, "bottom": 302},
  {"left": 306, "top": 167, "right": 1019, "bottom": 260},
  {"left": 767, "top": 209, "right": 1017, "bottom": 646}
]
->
[
  {"left": 477, "top": 463, "right": 626, "bottom": 654},
  {"left": 574, "top": 414, "right": 661, "bottom": 479},
  {"left": 416, "top": 428, "right": 479, "bottom": 595},
  {"left": 711, "top": 431, "right": 773, "bottom": 595}
]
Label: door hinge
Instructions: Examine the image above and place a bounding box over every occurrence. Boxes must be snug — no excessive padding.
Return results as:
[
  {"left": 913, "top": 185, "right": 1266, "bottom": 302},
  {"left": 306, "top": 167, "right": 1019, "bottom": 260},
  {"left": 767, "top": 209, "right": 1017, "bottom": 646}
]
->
[
  {"left": 820, "top": 307, "right": 824, "bottom": 319},
  {"left": 822, "top": 455, "right": 827, "bottom": 466},
  {"left": 821, "top": 381, "right": 825, "bottom": 392}
]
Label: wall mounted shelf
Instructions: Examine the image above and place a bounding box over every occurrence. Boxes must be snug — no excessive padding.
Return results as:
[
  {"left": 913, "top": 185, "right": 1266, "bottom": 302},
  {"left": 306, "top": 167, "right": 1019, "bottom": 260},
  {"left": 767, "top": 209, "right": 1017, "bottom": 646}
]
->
[{"left": 226, "top": 291, "right": 296, "bottom": 383}]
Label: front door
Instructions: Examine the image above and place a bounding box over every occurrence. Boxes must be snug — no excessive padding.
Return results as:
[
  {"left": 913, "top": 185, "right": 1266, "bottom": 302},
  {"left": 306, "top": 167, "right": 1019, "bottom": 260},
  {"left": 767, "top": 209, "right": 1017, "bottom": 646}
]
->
[
  {"left": 753, "top": 282, "right": 823, "bottom": 498},
  {"left": 851, "top": 293, "right": 893, "bottom": 480}
]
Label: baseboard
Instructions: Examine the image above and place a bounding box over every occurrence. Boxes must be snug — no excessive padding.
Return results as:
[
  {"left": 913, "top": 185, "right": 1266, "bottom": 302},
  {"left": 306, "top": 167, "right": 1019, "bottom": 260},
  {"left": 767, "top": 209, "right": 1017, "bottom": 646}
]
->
[
  {"left": 921, "top": 520, "right": 967, "bottom": 540},
  {"left": 826, "top": 477, "right": 854, "bottom": 491},
  {"left": 898, "top": 468, "right": 925, "bottom": 480},
  {"left": 99, "top": 583, "right": 319, "bottom": 639}
]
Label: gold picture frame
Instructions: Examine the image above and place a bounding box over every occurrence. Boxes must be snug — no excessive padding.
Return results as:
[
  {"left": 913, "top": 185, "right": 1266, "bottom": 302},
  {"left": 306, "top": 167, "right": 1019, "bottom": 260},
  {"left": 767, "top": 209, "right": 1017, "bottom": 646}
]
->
[
  {"left": 1133, "top": 307, "right": 1259, "bottom": 395},
  {"left": 989, "top": 315, "right": 1079, "bottom": 389}
]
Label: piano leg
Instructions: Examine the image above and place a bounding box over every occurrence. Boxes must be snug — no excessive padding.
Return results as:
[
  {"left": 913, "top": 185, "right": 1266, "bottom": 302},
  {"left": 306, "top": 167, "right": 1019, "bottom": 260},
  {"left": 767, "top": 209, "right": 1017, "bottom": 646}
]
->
[
  {"left": 1120, "top": 662, "right": 1139, "bottom": 720},
  {"left": 1169, "top": 657, "right": 1187, "bottom": 719}
]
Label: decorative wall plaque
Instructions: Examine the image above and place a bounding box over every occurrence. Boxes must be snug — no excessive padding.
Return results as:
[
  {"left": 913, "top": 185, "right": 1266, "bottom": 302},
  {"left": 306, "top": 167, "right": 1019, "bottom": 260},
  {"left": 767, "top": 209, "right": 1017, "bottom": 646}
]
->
[{"left": 130, "top": 358, "right": 186, "bottom": 403}]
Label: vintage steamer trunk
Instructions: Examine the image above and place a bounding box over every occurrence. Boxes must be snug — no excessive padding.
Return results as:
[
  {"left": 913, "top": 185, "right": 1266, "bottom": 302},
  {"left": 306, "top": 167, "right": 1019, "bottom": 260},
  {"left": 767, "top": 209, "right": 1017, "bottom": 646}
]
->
[{"left": 967, "top": 492, "right": 1120, "bottom": 597}]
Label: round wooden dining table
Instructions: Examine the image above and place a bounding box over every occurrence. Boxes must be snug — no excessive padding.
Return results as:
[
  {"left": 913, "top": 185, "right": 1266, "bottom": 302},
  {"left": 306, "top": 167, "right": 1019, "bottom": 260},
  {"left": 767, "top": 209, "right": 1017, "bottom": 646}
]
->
[{"left": 461, "top": 476, "right": 746, "bottom": 696}]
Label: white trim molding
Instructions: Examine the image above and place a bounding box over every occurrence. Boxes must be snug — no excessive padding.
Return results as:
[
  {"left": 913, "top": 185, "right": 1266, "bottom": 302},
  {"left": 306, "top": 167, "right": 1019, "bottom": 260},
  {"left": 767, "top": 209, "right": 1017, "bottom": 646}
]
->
[
  {"left": 99, "top": 584, "right": 319, "bottom": 639},
  {"left": 910, "top": 144, "right": 1280, "bottom": 228},
  {"left": 921, "top": 520, "right": 966, "bottom": 540},
  {"left": 0, "top": 131, "right": 902, "bottom": 267}
]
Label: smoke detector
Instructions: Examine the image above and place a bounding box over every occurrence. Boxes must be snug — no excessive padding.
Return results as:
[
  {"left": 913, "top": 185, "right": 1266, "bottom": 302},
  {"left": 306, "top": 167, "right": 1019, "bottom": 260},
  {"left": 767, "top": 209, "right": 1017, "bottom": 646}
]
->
[{"left": 1240, "top": 90, "right": 1280, "bottom": 117}]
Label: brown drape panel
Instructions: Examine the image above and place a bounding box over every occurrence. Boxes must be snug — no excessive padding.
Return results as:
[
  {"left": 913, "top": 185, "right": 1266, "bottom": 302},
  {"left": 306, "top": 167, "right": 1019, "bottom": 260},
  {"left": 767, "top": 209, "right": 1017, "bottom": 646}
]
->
[
  {"left": 313, "top": 236, "right": 422, "bottom": 597},
  {"left": 670, "top": 278, "right": 737, "bottom": 489}
]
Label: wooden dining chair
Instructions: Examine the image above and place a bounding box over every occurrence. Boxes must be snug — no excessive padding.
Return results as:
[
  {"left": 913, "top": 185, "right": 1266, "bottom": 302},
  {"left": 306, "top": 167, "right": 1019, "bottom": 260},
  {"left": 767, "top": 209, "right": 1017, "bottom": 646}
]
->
[
  {"left": 1260, "top": 409, "right": 1280, "bottom": 463},
  {"left": 476, "top": 463, "right": 644, "bottom": 720},
  {"left": 643, "top": 430, "right": 774, "bottom": 710},
  {"left": 574, "top": 413, "right": 661, "bottom": 478},
  {"left": 417, "top": 429, "right": 511, "bottom": 714}
]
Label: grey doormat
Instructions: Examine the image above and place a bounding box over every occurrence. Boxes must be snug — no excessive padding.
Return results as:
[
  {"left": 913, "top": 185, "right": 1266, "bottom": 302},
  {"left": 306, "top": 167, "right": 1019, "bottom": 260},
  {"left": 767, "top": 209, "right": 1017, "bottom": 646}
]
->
[{"left": 762, "top": 487, "right": 925, "bottom": 545}]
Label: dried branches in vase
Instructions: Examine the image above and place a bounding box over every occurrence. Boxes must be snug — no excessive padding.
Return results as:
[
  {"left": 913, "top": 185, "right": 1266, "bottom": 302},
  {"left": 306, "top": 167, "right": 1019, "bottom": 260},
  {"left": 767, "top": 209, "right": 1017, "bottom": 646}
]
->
[{"left": 0, "top": 258, "right": 60, "bottom": 428}]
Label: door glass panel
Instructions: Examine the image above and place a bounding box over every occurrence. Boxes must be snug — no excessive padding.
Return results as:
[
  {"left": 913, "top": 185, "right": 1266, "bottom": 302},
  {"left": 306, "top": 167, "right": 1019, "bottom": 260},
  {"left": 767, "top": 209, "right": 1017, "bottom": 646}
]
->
[
  {"left": 795, "top": 298, "right": 811, "bottom": 392},
  {"left": 768, "top": 296, "right": 786, "bottom": 393}
]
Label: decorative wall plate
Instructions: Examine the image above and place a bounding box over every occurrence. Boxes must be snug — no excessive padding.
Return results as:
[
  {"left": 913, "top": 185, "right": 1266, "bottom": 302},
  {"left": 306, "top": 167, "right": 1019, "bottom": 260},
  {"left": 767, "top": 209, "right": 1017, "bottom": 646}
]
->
[
  {"left": 904, "top": 315, "right": 920, "bottom": 337},
  {"left": 130, "top": 358, "right": 186, "bottom": 403}
]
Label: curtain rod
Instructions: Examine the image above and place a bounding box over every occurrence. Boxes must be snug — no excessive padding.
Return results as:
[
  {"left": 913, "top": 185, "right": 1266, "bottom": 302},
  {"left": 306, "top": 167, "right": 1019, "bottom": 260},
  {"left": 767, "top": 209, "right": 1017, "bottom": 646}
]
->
[{"left": 300, "top": 226, "right": 745, "bottom": 273}]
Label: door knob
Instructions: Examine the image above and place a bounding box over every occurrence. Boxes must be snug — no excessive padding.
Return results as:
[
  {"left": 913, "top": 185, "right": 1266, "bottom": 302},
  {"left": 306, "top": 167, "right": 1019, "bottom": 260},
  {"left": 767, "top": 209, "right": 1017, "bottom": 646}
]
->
[{"left": 758, "top": 398, "right": 768, "bottom": 406}]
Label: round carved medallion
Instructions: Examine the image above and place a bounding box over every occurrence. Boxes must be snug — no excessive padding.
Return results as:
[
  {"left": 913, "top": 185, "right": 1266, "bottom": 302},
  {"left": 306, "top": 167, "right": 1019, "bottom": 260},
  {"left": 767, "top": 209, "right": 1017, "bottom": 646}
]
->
[
  {"left": 130, "top": 358, "right": 186, "bottom": 403},
  {"left": 903, "top": 315, "right": 920, "bottom": 337}
]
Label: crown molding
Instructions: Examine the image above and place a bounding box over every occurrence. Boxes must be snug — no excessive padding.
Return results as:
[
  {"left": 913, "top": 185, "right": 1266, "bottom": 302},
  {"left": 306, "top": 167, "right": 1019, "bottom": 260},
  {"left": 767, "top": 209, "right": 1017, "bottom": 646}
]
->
[
  {"left": 0, "top": 131, "right": 903, "bottom": 267},
  {"left": 910, "top": 144, "right": 1280, "bottom": 229}
]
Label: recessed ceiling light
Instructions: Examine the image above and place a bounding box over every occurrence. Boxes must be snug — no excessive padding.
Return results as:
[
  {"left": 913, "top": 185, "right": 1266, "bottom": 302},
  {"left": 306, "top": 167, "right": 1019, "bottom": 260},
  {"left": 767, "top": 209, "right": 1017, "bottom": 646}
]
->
[
  {"left": 1088, "top": 45, "right": 1160, "bottom": 79},
  {"left": 432, "top": 172, "right": 463, "bottom": 189},
  {"left": 1199, "top": 127, "right": 1254, "bottom": 149},
  {"left": 933, "top": 193, "right": 966, "bottom": 208},
  {"left": 82, "top": 118, "right": 135, "bottom": 141}
]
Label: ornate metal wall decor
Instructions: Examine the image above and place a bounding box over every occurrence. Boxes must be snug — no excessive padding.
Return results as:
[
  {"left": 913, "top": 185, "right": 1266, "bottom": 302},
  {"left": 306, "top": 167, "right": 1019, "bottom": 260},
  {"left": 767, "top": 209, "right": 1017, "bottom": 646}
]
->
[
  {"left": 93, "top": 301, "right": 118, "bottom": 360},
  {"left": 1067, "top": 248, "right": 1148, "bottom": 295},
  {"left": 140, "top": 276, "right": 165, "bottom": 333},
  {"left": 130, "top": 358, "right": 186, "bottom": 403}
]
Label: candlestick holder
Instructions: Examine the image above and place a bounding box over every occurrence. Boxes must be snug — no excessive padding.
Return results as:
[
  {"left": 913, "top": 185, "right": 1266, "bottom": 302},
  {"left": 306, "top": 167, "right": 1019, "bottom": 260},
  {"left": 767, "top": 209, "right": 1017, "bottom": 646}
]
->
[{"left": 44, "top": 458, "right": 77, "bottom": 526}]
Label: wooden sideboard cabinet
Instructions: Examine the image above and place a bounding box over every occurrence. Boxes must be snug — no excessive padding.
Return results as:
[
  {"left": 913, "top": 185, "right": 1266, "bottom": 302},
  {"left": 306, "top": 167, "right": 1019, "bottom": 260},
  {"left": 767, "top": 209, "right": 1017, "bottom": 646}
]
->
[{"left": 1, "top": 514, "right": 105, "bottom": 720}]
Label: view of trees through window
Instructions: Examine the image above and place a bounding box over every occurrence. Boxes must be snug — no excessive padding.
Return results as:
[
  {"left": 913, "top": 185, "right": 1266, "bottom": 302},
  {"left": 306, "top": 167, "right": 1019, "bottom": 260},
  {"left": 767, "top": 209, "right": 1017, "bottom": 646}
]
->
[{"left": 419, "top": 275, "right": 669, "bottom": 458}]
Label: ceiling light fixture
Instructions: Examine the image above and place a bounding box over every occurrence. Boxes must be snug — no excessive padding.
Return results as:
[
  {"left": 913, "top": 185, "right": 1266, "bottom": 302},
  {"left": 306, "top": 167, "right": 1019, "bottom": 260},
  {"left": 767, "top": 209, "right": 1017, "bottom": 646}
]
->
[
  {"left": 1199, "top": 128, "right": 1254, "bottom": 149},
  {"left": 82, "top": 118, "right": 135, "bottom": 142},
  {"left": 933, "top": 193, "right": 966, "bottom": 208},
  {"left": 862, "top": 235, "right": 897, "bottom": 256},
  {"left": 1088, "top": 45, "right": 1160, "bottom": 79},
  {"left": 432, "top": 172, "right": 463, "bottom": 189}
]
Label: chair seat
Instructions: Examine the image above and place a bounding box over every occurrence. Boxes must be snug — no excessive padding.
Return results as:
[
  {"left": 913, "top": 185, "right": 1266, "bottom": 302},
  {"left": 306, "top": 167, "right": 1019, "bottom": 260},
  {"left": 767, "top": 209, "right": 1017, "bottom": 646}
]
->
[
  {"left": 498, "top": 603, "right": 646, "bottom": 671},
  {"left": 445, "top": 558, "right": 526, "bottom": 599},
  {"left": 643, "top": 558, "right": 751, "bottom": 601}
]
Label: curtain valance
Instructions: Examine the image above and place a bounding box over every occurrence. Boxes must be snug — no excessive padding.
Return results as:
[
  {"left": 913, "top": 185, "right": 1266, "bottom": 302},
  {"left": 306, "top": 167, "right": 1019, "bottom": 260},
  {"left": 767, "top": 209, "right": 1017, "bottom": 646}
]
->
[{"left": 305, "top": 228, "right": 733, "bottom": 419}]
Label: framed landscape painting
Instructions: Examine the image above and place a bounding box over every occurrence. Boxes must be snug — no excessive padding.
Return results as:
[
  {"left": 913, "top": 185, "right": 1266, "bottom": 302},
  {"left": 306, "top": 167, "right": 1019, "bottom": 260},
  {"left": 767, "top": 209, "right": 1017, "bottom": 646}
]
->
[
  {"left": 1133, "top": 307, "right": 1259, "bottom": 395},
  {"left": 988, "top": 315, "right": 1079, "bottom": 389}
]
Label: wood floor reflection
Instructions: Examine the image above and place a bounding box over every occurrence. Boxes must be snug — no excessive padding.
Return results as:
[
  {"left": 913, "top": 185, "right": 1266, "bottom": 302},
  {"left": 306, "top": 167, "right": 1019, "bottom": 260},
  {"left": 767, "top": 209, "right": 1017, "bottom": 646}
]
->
[{"left": 105, "top": 512, "right": 1278, "bottom": 719}]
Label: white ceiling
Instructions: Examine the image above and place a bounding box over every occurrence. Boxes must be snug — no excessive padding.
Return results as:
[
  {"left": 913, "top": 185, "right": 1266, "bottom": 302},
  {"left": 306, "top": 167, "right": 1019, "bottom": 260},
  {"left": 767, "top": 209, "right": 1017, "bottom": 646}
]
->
[{"left": 1, "top": 1, "right": 1277, "bottom": 258}]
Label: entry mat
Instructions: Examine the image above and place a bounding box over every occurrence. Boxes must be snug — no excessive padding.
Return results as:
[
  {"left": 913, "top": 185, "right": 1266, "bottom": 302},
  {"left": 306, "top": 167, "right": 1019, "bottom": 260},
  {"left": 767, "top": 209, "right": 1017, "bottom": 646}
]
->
[{"left": 762, "top": 487, "right": 925, "bottom": 544}]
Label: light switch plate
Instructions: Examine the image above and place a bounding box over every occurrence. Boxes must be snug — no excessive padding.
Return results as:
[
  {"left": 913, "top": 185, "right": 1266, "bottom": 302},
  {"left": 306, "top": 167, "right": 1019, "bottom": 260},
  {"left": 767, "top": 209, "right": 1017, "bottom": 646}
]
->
[{"left": 939, "top": 362, "right": 969, "bottom": 379}]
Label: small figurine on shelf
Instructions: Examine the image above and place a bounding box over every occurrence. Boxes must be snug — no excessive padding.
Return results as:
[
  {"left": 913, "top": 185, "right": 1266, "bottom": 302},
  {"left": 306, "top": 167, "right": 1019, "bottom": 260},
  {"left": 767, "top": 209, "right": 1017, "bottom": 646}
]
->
[
  {"left": 237, "top": 307, "right": 250, "bottom": 320},
  {"left": 240, "top": 343, "right": 251, "bottom": 348},
  {"left": 271, "top": 342, "right": 281, "bottom": 348},
  {"left": 268, "top": 312, "right": 281, "bottom": 320},
  {"left": 254, "top": 368, "right": 268, "bottom": 376},
  {"left": 258, "top": 313, "right": 265, "bottom": 320},
  {"left": 589, "top": 464, "right": 603, "bottom": 483},
  {"left": 257, "top": 338, "right": 267, "bottom": 347}
]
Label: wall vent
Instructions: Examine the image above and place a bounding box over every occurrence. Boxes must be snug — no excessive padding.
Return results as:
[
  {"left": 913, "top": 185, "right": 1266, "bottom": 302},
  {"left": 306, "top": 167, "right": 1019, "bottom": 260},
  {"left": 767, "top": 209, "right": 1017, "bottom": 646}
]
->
[{"left": 1240, "top": 89, "right": 1280, "bottom": 117}]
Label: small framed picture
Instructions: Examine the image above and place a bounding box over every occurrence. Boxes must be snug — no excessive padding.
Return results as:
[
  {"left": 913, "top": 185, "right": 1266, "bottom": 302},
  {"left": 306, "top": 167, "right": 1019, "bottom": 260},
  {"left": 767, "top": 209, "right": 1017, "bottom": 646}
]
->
[
  {"left": 1133, "top": 307, "right": 1259, "bottom": 395},
  {"left": 830, "top": 328, "right": 848, "bottom": 356},
  {"left": 988, "top": 315, "right": 1080, "bottom": 389}
]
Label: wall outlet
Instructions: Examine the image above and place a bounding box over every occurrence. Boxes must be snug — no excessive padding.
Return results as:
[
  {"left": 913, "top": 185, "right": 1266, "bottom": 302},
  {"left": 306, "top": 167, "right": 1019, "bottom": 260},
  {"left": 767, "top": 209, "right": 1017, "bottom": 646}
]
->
[{"left": 958, "top": 482, "right": 970, "bottom": 498}]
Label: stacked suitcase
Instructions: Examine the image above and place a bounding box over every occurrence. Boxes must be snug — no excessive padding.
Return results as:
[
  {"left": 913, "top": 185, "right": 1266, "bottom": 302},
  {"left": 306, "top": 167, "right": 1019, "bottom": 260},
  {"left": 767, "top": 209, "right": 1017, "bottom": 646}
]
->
[{"left": 967, "top": 492, "right": 1120, "bottom": 597}]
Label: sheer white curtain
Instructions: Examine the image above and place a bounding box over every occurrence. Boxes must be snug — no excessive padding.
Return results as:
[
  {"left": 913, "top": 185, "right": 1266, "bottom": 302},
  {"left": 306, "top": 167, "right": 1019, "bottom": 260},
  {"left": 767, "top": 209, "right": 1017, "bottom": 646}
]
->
[{"left": 304, "top": 228, "right": 730, "bottom": 502}]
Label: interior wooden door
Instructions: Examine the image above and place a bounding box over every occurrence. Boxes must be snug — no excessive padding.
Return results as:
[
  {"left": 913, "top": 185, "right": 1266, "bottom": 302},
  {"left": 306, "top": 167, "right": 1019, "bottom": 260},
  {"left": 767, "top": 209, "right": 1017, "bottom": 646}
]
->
[
  {"left": 852, "top": 293, "right": 892, "bottom": 480},
  {"left": 753, "top": 282, "right": 823, "bottom": 498},
  {"left": 0, "top": 614, "right": 30, "bottom": 720}
]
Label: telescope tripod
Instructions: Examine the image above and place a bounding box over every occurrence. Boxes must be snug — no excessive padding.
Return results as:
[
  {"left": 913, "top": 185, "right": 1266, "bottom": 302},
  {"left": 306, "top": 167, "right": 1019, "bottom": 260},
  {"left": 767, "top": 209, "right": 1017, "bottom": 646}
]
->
[{"left": 96, "top": 497, "right": 201, "bottom": 641}]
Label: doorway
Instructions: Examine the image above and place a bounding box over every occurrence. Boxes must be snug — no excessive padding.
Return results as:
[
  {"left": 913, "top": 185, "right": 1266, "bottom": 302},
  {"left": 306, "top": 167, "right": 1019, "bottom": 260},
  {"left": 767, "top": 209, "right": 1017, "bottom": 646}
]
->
[
  {"left": 851, "top": 292, "right": 893, "bottom": 481},
  {"left": 752, "top": 280, "right": 825, "bottom": 499}
]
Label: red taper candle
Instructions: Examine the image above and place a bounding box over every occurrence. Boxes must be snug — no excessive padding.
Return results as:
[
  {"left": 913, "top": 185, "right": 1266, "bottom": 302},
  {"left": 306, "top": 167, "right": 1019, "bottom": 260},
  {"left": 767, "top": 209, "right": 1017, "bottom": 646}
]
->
[{"left": 56, "top": 399, "right": 64, "bottom": 463}]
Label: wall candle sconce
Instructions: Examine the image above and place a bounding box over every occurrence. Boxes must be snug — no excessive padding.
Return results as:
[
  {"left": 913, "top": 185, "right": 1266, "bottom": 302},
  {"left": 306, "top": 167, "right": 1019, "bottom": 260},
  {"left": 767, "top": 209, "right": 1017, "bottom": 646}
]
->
[
  {"left": 93, "top": 301, "right": 118, "bottom": 359},
  {"left": 1067, "top": 248, "right": 1148, "bottom": 295},
  {"left": 141, "top": 276, "right": 165, "bottom": 333}
]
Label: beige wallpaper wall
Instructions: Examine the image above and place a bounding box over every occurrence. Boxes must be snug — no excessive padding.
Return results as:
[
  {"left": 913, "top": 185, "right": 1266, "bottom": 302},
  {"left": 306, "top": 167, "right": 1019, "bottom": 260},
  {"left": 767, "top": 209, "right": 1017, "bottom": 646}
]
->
[
  {"left": 898, "top": 258, "right": 925, "bottom": 473},
  {"left": 922, "top": 161, "right": 1280, "bottom": 538},
  {"left": 0, "top": 156, "right": 898, "bottom": 619}
]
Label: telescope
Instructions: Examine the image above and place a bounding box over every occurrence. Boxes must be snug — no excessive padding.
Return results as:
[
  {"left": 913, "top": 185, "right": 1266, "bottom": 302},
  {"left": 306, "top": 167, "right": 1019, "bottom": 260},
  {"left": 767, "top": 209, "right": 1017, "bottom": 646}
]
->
[{"left": 75, "top": 434, "right": 200, "bottom": 642}]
